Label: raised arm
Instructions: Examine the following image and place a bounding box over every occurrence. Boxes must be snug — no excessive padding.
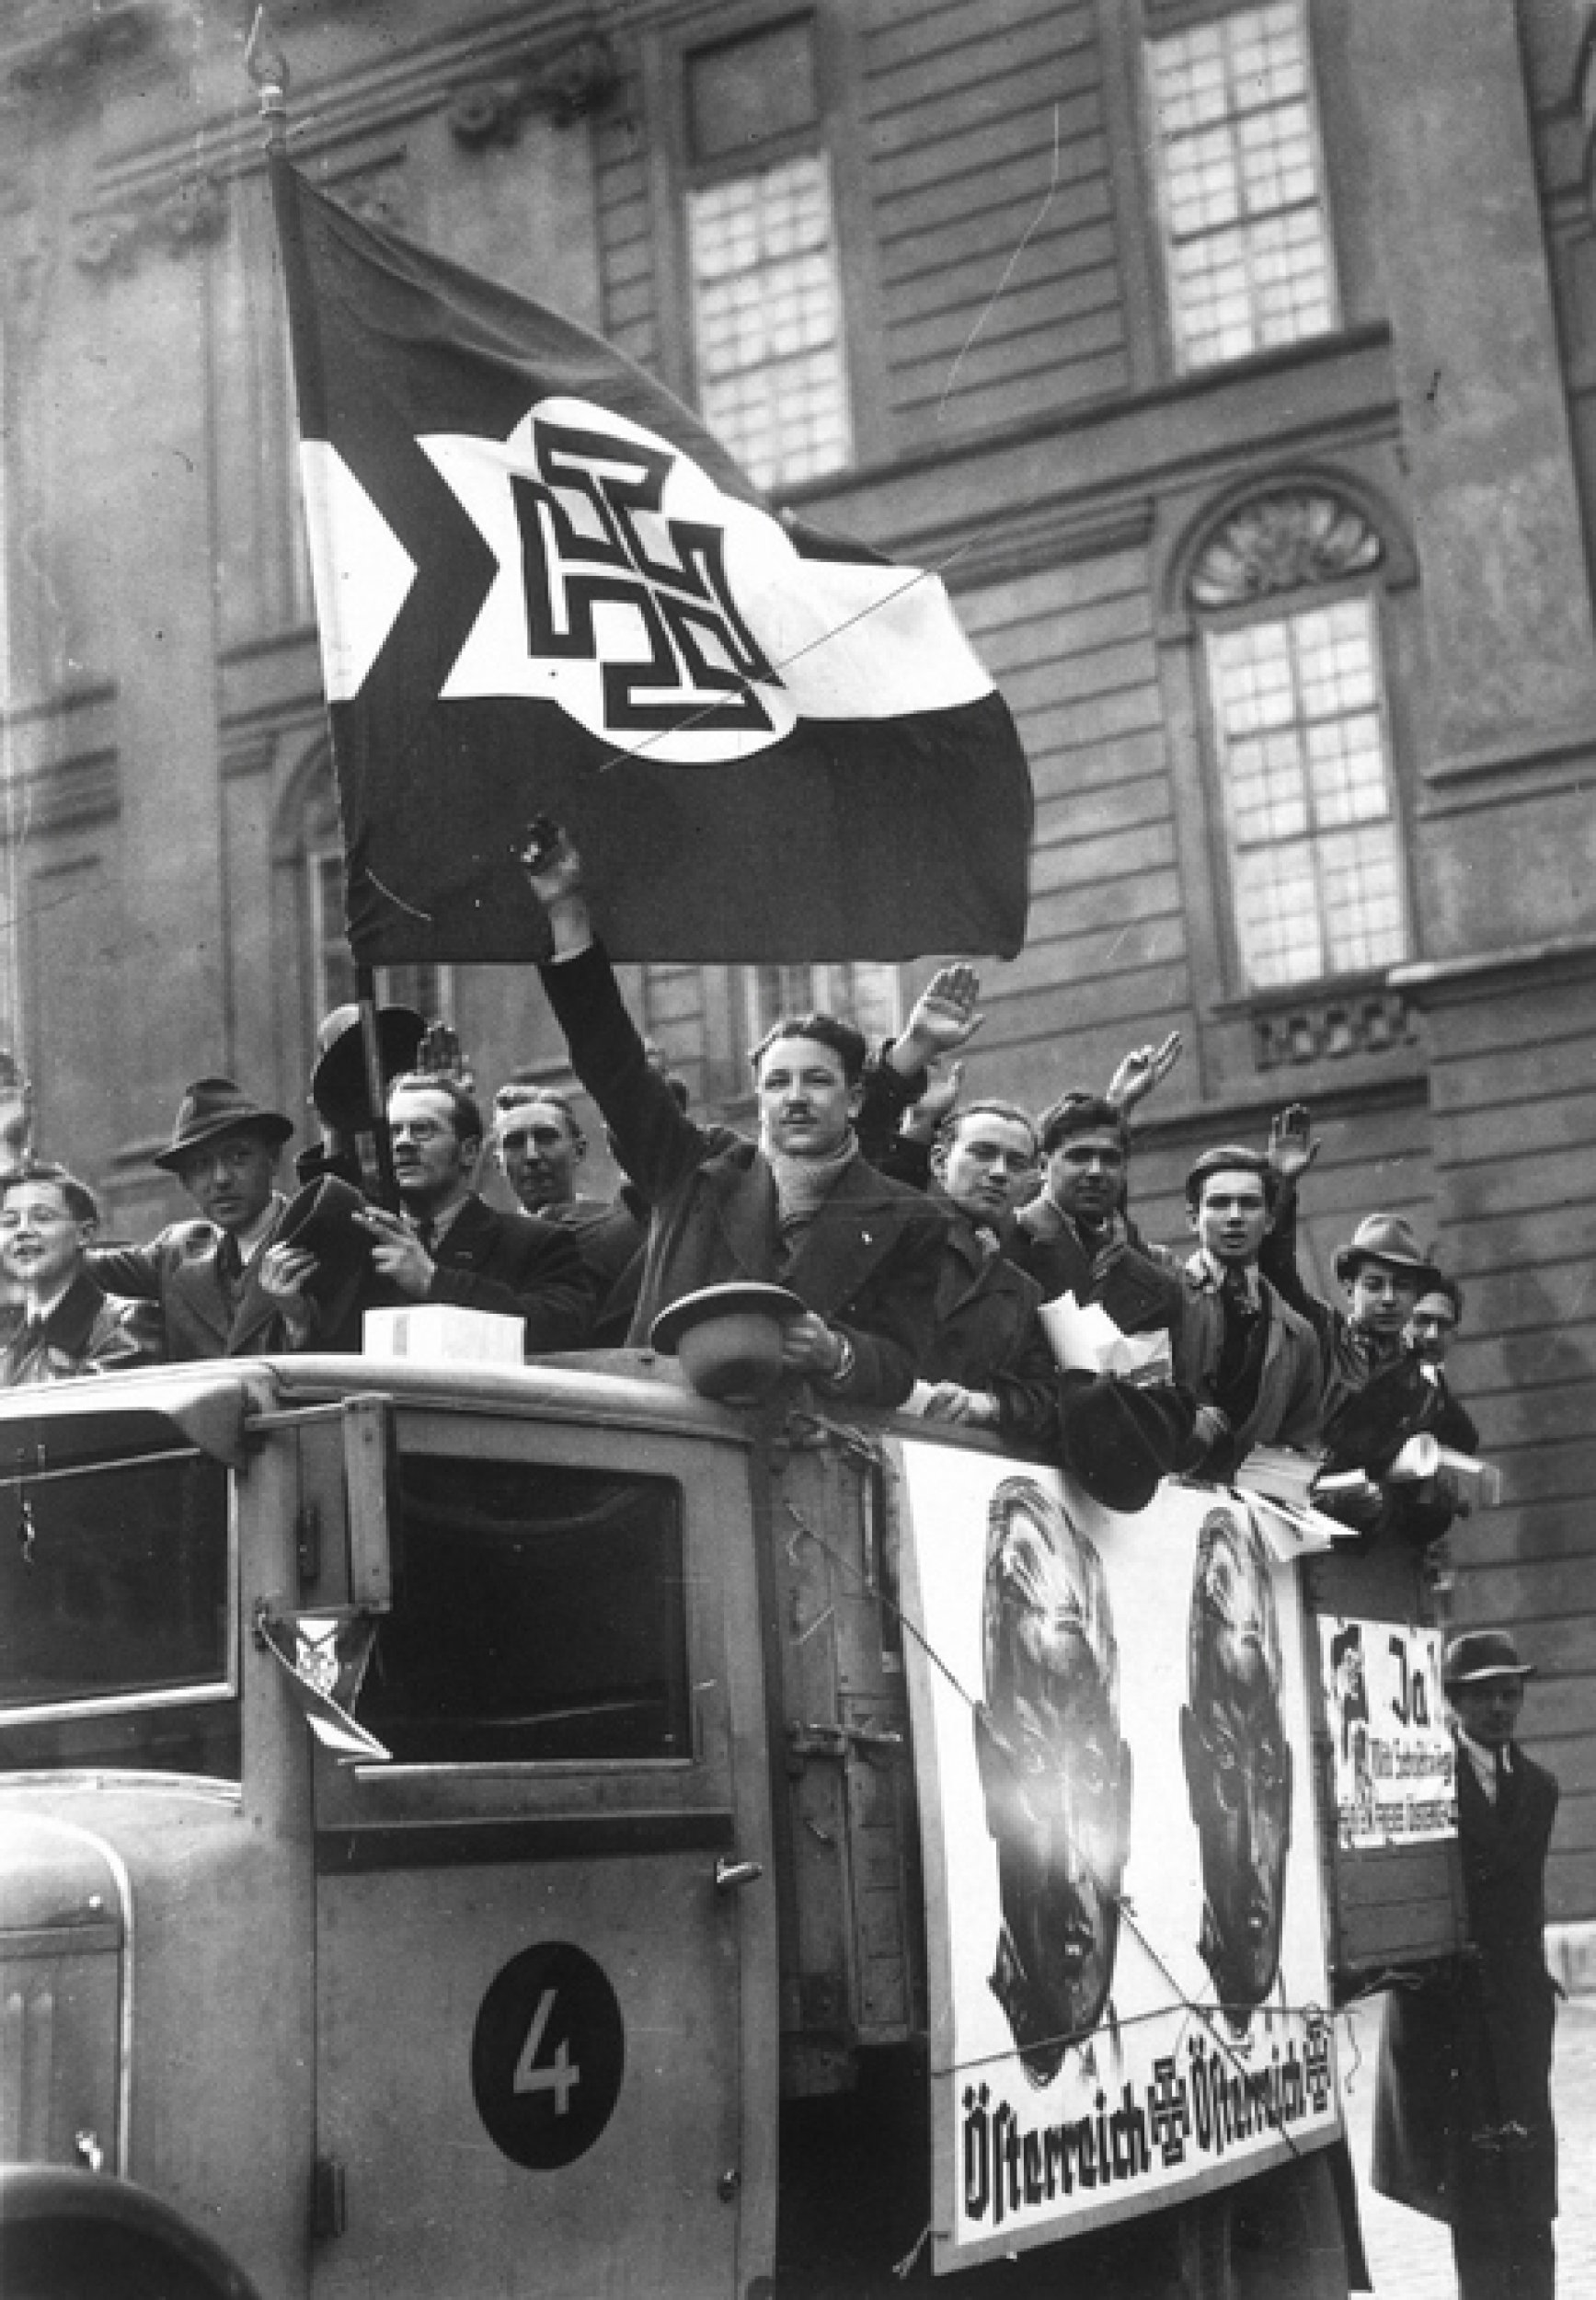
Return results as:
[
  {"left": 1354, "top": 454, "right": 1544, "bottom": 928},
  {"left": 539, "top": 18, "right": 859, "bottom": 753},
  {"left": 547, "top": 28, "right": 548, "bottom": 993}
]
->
[{"left": 523, "top": 828, "right": 719, "bottom": 1206}]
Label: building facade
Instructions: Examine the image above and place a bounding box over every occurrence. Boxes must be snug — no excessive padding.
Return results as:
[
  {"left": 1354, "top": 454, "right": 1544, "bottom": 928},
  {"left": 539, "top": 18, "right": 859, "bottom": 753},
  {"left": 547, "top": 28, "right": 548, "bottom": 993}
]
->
[{"left": 1, "top": 0, "right": 1594, "bottom": 1905}]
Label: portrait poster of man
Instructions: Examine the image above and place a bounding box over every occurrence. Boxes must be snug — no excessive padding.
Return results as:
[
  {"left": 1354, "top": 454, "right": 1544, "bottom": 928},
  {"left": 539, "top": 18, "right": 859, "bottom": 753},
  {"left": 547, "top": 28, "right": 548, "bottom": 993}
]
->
[
  {"left": 893, "top": 1441, "right": 1339, "bottom": 2272},
  {"left": 1319, "top": 1616, "right": 1455, "bottom": 1851}
]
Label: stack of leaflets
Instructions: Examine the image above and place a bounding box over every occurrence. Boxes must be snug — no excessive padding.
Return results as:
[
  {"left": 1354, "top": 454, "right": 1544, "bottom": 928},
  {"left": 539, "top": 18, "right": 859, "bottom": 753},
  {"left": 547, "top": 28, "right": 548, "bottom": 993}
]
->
[{"left": 1037, "top": 1292, "right": 1173, "bottom": 1384}]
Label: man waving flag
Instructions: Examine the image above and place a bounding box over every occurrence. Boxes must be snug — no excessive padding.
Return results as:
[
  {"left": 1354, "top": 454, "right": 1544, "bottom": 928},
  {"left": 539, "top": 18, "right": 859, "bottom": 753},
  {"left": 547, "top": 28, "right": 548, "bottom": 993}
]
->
[{"left": 270, "top": 153, "right": 1033, "bottom": 965}]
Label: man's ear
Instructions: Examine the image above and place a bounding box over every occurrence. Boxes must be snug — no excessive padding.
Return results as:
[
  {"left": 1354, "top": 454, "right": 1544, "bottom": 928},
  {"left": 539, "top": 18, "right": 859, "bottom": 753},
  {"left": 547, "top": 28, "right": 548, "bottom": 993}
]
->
[
  {"left": 929, "top": 1137, "right": 950, "bottom": 1186},
  {"left": 1187, "top": 1202, "right": 1201, "bottom": 1238},
  {"left": 845, "top": 1077, "right": 866, "bottom": 1120}
]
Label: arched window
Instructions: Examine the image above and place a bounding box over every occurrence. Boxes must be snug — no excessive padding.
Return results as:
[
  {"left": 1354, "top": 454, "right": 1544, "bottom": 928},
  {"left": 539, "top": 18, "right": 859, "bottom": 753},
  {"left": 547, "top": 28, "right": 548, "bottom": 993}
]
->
[{"left": 1188, "top": 488, "right": 1407, "bottom": 991}]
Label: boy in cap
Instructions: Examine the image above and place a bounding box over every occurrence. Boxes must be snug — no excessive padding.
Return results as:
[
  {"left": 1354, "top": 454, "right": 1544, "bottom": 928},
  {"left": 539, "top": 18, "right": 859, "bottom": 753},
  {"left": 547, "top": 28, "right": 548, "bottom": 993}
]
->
[
  {"left": 1374, "top": 1629, "right": 1558, "bottom": 2299},
  {"left": 91, "top": 1075, "right": 318, "bottom": 1359},
  {"left": 1264, "top": 1104, "right": 1475, "bottom": 1540}
]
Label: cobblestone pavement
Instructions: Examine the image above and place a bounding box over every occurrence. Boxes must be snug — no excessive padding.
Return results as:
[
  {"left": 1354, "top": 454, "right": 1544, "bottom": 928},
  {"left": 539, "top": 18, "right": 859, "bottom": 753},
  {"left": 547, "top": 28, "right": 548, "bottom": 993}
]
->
[{"left": 1338, "top": 1993, "right": 1596, "bottom": 2295}]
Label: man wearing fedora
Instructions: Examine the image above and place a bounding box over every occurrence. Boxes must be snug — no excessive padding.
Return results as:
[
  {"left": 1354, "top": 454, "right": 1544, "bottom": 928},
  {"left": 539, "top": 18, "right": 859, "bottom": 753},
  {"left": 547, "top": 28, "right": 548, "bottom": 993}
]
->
[
  {"left": 1264, "top": 1104, "right": 1476, "bottom": 1542},
  {"left": 522, "top": 831, "right": 947, "bottom": 1409},
  {"left": 1373, "top": 1629, "right": 1560, "bottom": 2298},
  {"left": 91, "top": 1076, "right": 319, "bottom": 1360}
]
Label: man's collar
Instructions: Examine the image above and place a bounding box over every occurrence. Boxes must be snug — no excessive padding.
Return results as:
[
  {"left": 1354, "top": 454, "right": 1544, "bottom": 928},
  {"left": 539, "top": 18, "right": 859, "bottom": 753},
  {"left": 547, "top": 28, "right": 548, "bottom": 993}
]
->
[
  {"left": 1193, "top": 1248, "right": 1261, "bottom": 1305},
  {"left": 229, "top": 1191, "right": 286, "bottom": 1265}
]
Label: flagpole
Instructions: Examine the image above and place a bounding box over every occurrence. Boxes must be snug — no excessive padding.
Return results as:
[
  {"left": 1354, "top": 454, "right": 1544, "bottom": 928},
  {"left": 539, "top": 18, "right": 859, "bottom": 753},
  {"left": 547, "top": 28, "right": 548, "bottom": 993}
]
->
[
  {"left": 247, "top": 12, "right": 401, "bottom": 1215},
  {"left": 355, "top": 967, "right": 401, "bottom": 1212}
]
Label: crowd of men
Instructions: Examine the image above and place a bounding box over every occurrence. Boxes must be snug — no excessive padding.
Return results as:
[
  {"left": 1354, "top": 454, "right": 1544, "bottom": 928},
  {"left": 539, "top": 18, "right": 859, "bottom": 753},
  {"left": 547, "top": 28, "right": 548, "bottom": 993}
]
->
[
  {"left": 0, "top": 826, "right": 1557, "bottom": 2294},
  {"left": 0, "top": 827, "right": 1482, "bottom": 1549}
]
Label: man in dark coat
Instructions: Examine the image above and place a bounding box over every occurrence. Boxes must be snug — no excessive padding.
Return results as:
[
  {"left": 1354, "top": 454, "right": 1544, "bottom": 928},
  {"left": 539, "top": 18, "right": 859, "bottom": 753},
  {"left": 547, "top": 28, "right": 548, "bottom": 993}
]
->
[
  {"left": 91, "top": 1075, "right": 316, "bottom": 1360},
  {"left": 0, "top": 1164, "right": 157, "bottom": 1383},
  {"left": 341, "top": 1074, "right": 594, "bottom": 1351},
  {"left": 524, "top": 833, "right": 947, "bottom": 1409},
  {"left": 1265, "top": 1105, "right": 1475, "bottom": 1544},
  {"left": 1010, "top": 1092, "right": 1184, "bottom": 1345},
  {"left": 1373, "top": 1629, "right": 1559, "bottom": 2299},
  {"left": 906, "top": 1098, "right": 1058, "bottom": 1448}
]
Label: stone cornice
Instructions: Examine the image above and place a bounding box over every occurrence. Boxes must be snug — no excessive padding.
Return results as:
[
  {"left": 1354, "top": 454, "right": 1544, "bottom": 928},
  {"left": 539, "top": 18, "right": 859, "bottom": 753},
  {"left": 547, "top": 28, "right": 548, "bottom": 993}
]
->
[{"left": 86, "top": 3, "right": 617, "bottom": 211}]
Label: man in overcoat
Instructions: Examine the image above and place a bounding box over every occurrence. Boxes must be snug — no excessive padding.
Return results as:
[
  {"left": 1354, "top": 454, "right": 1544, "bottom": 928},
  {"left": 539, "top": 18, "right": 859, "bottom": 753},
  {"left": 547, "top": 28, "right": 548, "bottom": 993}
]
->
[
  {"left": 1172, "top": 1145, "right": 1322, "bottom": 1478},
  {"left": 90, "top": 1076, "right": 316, "bottom": 1359},
  {"left": 523, "top": 831, "right": 947, "bottom": 1409},
  {"left": 1373, "top": 1629, "right": 1559, "bottom": 2299}
]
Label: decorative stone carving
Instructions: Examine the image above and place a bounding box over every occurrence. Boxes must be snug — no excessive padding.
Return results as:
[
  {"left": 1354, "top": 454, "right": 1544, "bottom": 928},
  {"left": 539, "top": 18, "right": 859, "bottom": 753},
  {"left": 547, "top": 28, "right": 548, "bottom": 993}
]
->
[
  {"left": 1252, "top": 988, "right": 1415, "bottom": 1070},
  {"left": 1189, "top": 490, "right": 1384, "bottom": 611},
  {"left": 6, "top": 2, "right": 155, "bottom": 103},
  {"left": 72, "top": 174, "right": 225, "bottom": 275},
  {"left": 448, "top": 32, "right": 618, "bottom": 147}
]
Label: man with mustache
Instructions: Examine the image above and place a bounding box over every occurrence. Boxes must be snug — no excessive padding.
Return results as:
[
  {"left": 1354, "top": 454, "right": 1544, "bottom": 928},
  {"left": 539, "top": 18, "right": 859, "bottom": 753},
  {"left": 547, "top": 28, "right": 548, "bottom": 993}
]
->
[{"left": 347, "top": 1073, "right": 594, "bottom": 1351}]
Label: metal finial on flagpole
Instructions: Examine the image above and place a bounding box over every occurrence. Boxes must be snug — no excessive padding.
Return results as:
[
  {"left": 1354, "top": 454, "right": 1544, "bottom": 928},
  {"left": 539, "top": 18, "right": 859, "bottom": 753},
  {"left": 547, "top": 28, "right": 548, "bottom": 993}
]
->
[{"left": 245, "top": 6, "right": 291, "bottom": 145}]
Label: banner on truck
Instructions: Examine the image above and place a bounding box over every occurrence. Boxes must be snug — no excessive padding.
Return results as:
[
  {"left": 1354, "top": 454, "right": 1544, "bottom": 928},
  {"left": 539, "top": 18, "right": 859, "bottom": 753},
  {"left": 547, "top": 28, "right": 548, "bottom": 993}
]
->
[{"left": 892, "top": 1446, "right": 1340, "bottom": 2271}]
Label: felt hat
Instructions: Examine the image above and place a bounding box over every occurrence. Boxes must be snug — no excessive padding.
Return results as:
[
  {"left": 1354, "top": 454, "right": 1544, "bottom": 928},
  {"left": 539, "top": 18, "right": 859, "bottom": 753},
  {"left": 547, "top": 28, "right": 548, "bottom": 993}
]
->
[
  {"left": 277, "top": 1174, "right": 373, "bottom": 1295},
  {"left": 649, "top": 1282, "right": 804, "bottom": 1407},
  {"left": 1443, "top": 1629, "right": 1533, "bottom": 1686},
  {"left": 154, "top": 1076, "right": 294, "bottom": 1170},
  {"left": 309, "top": 1006, "right": 428, "bottom": 1135},
  {"left": 1055, "top": 1369, "right": 1196, "bottom": 1515},
  {"left": 1333, "top": 1213, "right": 1437, "bottom": 1288}
]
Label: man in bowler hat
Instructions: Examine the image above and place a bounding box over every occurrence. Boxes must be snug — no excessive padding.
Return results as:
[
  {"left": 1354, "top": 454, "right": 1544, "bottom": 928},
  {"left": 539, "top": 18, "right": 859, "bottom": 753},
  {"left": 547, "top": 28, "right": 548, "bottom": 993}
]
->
[
  {"left": 1374, "top": 1629, "right": 1559, "bottom": 2299},
  {"left": 91, "top": 1076, "right": 319, "bottom": 1359}
]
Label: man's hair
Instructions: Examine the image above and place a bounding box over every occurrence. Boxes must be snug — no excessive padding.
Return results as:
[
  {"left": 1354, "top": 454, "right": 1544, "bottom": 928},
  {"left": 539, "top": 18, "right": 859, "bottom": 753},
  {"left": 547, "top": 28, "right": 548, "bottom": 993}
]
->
[
  {"left": 937, "top": 1098, "right": 1039, "bottom": 1157},
  {"left": 1039, "top": 1093, "right": 1130, "bottom": 1156},
  {"left": 3, "top": 1160, "right": 99, "bottom": 1227},
  {"left": 388, "top": 1072, "right": 485, "bottom": 1147},
  {"left": 1416, "top": 1271, "right": 1464, "bottom": 1321},
  {"left": 749, "top": 1013, "right": 867, "bottom": 1087},
  {"left": 1184, "top": 1144, "right": 1278, "bottom": 1213},
  {"left": 492, "top": 1085, "right": 584, "bottom": 1147}
]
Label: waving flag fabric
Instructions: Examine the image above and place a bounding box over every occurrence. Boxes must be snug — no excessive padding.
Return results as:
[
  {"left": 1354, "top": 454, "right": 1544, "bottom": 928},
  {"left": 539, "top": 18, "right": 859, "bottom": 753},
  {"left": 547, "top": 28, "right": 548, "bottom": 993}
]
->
[{"left": 270, "top": 155, "right": 1033, "bottom": 964}]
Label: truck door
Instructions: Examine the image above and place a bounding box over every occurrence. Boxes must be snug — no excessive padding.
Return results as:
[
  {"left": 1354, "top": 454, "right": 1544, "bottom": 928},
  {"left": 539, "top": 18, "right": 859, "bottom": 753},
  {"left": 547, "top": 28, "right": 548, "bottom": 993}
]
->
[{"left": 307, "top": 1409, "right": 775, "bottom": 2300}]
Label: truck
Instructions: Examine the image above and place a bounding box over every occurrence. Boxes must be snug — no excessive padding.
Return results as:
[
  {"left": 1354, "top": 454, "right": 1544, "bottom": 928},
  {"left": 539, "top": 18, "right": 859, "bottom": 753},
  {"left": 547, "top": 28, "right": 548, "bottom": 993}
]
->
[{"left": 0, "top": 1340, "right": 1463, "bottom": 2297}]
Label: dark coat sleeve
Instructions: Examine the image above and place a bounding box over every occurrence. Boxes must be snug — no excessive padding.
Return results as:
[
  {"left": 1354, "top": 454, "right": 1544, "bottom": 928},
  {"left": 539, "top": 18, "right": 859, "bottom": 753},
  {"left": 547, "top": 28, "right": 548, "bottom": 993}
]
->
[
  {"left": 817, "top": 1193, "right": 950, "bottom": 1410},
  {"left": 539, "top": 942, "right": 731, "bottom": 1206},
  {"left": 854, "top": 1041, "right": 929, "bottom": 1169},
  {"left": 86, "top": 1238, "right": 172, "bottom": 1304},
  {"left": 428, "top": 1203, "right": 595, "bottom": 1351}
]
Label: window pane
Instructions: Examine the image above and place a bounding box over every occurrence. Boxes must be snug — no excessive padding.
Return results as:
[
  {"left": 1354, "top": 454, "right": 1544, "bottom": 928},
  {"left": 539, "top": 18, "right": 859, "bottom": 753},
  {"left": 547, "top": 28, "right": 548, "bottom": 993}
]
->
[
  {"left": 687, "top": 153, "right": 850, "bottom": 489},
  {"left": 743, "top": 962, "right": 901, "bottom": 1051},
  {"left": 1150, "top": 3, "right": 1335, "bottom": 373},
  {"left": 359, "top": 1457, "right": 691, "bottom": 1765},
  {"left": 0, "top": 1433, "right": 237, "bottom": 1780},
  {"left": 1207, "top": 597, "right": 1406, "bottom": 989}
]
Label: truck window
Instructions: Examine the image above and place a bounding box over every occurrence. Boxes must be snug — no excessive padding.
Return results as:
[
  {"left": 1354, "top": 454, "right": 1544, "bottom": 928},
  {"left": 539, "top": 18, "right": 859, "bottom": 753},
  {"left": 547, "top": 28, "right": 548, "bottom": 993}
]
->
[
  {"left": 0, "top": 1445, "right": 236, "bottom": 1781},
  {"left": 357, "top": 1456, "right": 691, "bottom": 1765}
]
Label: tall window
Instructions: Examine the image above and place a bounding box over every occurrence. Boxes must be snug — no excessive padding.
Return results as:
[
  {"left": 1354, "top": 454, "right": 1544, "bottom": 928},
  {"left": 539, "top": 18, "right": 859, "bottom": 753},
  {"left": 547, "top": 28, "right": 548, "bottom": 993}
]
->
[
  {"left": 683, "top": 17, "right": 851, "bottom": 489},
  {"left": 1147, "top": 2, "right": 1336, "bottom": 373},
  {"left": 1191, "top": 491, "right": 1406, "bottom": 992}
]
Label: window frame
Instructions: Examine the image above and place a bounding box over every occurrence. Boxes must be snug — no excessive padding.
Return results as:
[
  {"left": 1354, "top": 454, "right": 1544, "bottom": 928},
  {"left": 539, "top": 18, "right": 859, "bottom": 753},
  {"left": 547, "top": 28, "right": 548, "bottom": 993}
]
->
[
  {"left": 647, "top": 0, "right": 889, "bottom": 490},
  {"left": 1141, "top": 0, "right": 1341, "bottom": 378},
  {"left": 1194, "top": 575, "right": 1411, "bottom": 999}
]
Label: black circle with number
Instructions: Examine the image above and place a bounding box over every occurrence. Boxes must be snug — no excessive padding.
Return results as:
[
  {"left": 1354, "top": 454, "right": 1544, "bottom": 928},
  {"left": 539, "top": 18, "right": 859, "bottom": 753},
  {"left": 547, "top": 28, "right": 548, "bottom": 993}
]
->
[{"left": 471, "top": 1941, "right": 626, "bottom": 2168}]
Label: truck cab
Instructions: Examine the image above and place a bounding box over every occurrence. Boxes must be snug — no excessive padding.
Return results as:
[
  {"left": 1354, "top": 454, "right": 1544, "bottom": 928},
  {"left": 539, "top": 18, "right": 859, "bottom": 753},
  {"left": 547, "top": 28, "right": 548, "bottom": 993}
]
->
[{"left": 0, "top": 1350, "right": 1456, "bottom": 2297}]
